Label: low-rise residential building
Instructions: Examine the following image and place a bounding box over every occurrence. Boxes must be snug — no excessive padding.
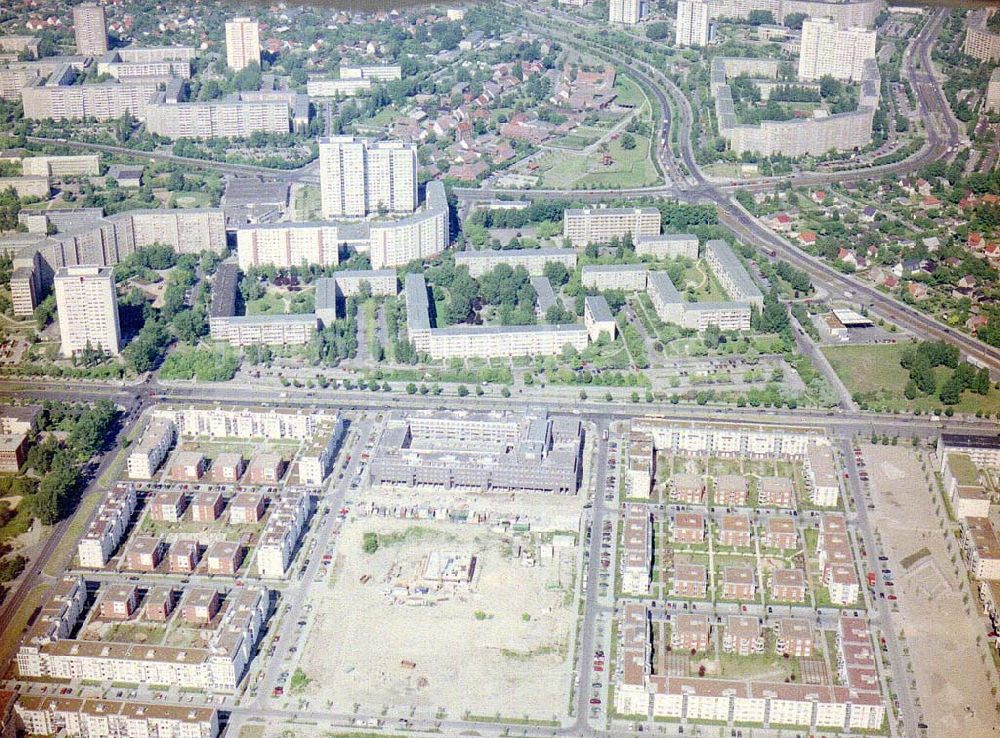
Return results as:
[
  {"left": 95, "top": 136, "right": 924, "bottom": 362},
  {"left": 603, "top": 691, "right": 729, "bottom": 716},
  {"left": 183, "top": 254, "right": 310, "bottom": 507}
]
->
[
  {"left": 149, "top": 491, "right": 186, "bottom": 523},
  {"left": 646, "top": 271, "right": 751, "bottom": 332},
  {"left": 944, "top": 453, "right": 991, "bottom": 518},
  {"left": 14, "top": 696, "right": 218, "bottom": 738},
  {"left": 722, "top": 566, "right": 756, "bottom": 600},
  {"left": 404, "top": 273, "right": 588, "bottom": 359},
  {"left": 563, "top": 207, "right": 660, "bottom": 247},
  {"left": 125, "top": 537, "right": 164, "bottom": 572},
  {"left": 212, "top": 453, "right": 246, "bottom": 483},
  {"left": 0, "top": 406, "right": 40, "bottom": 435},
  {"left": 714, "top": 474, "right": 748, "bottom": 506},
  {"left": 454, "top": 248, "right": 577, "bottom": 278},
  {"left": 672, "top": 563, "right": 707, "bottom": 598},
  {"left": 144, "top": 588, "right": 175, "bottom": 622},
  {"left": 672, "top": 512, "right": 705, "bottom": 544},
  {"left": 670, "top": 473, "right": 706, "bottom": 504},
  {"left": 770, "top": 568, "right": 807, "bottom": 602},
  {"left": 964, "top": 516, "right": 1000, "bottom": 581},
  {"left": 247, "top": 453, "right": 286, "bottom": 485},
  {"left": 626, "top": 430, "right": 654, "bottom": 499},
  {"left": 723, "top": 615, "right": 763, "bottom": 655},
  {"left": 256, "top": 492, "right": 309, "bottom": 578},
  {"left": 804, "top": 442, "right": 839, "bottom": 507},
  {"left": 22, "top": 154, "right": 100, "bottom": 177},
  {"left": 581, "top": 264, "right": 649, "bottom": 291},
  {"left": 758, "top": 476, "right": 795, "bottom": 508},
  {"left": 635, "top": 233, "right": 699, "bottom": 260},
  {"left": 181, "top": 589, "right": 221, "bottom": 624},
  {"left": 938, "top": 433, "right": 1000, "bottom": 473},
  {"left": 775, "top": 617, "right": 814, "bottom": 657},
  {"left": 127, "top": 418, "right": 176, "bottom": 480},
  {"left": 229, "top": 493, "right": 264, "bottom": 524},
  {"left": 718, "top": 514, "right": 752, "bottom": 548},
  {"left": 205, "top": 541, "right": 245, "bottom": 576},
  {"left": 168, "top": 451, "right": 206, "bottom": 482},
  {"left": 0, "top": 433, "right": 27, "bottom": 472},
  {"left": 190, "top": 491, "right": 223, "bottom": 522},
  {"left": 584, "top": 295, "right": 617, "bottom": 341},
  {"left": 671, "top": 614, "right": 711, "bottom": 652},
  {"left": 704, "top": 240, "right": 764, "bottom": 307},
  {"left": 764, "top": 517, "right": 798, "bottom": 550},
  {"left": 78, "top": 486, "right": 136, "bottom": 569},
  {"left": 621, "top": 504, "right": 652, "bottom": 594},
  {"left": 97, "top": 585, "right": 138, "bottom": 621},
  {"left": 168, "top": 540, "right": 199, "bottom": 574}
]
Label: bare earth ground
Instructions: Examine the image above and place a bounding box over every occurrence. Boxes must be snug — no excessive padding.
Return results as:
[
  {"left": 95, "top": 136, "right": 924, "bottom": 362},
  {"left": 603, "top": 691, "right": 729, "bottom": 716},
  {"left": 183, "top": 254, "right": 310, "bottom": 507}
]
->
[
  {"left": 297, "top": 516, "right": 577, "bottom": 721},
  {"left": 863, "top": 444, "right": 998, "bottom": 738}
]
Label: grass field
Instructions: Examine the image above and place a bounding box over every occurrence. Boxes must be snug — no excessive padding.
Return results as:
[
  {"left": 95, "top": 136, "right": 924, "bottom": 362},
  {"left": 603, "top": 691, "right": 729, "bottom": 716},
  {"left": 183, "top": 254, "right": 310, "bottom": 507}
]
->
[
  {"left": 294, "top": 185, "right": 322, "bottom": 222},
  {"left": 822, "top": 342, "right": 1000, "bottom": 415}
]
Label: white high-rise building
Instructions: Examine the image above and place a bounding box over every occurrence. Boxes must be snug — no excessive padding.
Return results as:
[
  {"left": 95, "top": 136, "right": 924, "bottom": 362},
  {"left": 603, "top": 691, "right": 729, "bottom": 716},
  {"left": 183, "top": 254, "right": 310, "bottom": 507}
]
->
[
  {"left": 54, "top": 266, "right": 121, "bottom": 357},
  {"left": 676, "top": 0, "right": 711, "bottom": 47},
  {"left": 72, "top": 4, "right": 108, "bottom": 56},
  {"left": 319, "top": 136, "right": 417, "bottom": 218},
  {"left": 798, "top": 18, "right": 876, "bottom": 82},
  {"left": 609, "top": 0, "right": 641, "bottom": 24},
  {"left": 225, "top": 17, "right": 261, "bottom": 71}
]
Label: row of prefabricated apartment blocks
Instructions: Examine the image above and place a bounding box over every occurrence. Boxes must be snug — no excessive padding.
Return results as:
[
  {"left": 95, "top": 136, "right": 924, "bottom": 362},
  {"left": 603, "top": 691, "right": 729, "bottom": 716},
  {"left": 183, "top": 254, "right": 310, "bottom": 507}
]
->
[
  {"left": 79, "top": 406, "right": 344, "bottom": 574},
  {"left": 16, "top": 574, "right": 269, "bottom": 693},
  {"left": 77, "top": 483, "right": 308, "bottom": 580},
  {"left": 622, "top": 506, "right": 861, "bottom": 606},
  {"left": 937, "top": 433, "right": 1000, "bottom": 652},
  {"left": 403, "top": 232, "right": 765, "bottom": 360},
  {"left": 620, "top": 421, "right": 856, "bottom": 605},
  {"left": 624, "top": 418, "right": 841, "bottom": 507},
  {"left": 614, "top": 602, "right": 886, "bottom": 731},
  {"left": 4, "top": 691, "right": 219, "bottom": 738}
]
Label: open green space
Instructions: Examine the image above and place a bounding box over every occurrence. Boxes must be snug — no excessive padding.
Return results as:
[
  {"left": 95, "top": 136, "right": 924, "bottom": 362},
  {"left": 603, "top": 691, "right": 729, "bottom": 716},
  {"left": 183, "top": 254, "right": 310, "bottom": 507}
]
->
[{"left": 822, "top": 342, "right": 1000, "bottom": 415}]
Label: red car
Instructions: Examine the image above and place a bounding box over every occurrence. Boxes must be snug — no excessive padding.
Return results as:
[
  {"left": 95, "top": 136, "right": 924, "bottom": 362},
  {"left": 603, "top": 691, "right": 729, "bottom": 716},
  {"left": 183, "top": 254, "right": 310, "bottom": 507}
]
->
[
  {"left": 887, "top": 594, "right": 897, "bottom": 600},
  {"left": 589, "top": 698, "right": 602, "bottom": 705}
]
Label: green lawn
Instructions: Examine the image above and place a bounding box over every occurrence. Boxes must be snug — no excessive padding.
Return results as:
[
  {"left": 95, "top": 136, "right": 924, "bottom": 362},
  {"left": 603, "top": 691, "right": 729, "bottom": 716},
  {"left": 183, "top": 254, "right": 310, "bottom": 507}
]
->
[
  {"left": 244, "top": 292, "right": 287, "bottom": 315},
  {"left": 294, "top": 185, "right": 322, "bottom": 222},
  {"left": 822, "top": 342, "right": 1000, "bottom": 414}
]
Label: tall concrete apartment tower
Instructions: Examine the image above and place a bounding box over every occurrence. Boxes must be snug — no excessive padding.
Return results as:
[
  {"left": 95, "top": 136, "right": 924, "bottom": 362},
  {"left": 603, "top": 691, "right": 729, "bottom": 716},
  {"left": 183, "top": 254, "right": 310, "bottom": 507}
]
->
[
  {"left": 54, "top": 266, "right": 121, "bottom": 357},
  {"left": 319, "top": 137, "right": 417, "bottom": 218},
  {"left": 676, "top": 0, "right": 711, "bottom": 47},
  {"left": 609, "top": 0, "right": 641, "bottom": 24},
  {"left": 798, "top": 18, "right": 876, "bottom": 82},
  {"left": 225, "top": 17, "right": 261, "bottom": 71},
  {"left": 72, "top": 4, "right": 108, "bottom": 56}
]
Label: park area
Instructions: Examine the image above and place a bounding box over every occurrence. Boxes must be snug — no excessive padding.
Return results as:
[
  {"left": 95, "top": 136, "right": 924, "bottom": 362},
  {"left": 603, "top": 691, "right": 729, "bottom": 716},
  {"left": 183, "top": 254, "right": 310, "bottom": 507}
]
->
[{"left": 295, "top": 517, "right": 578, "bottom": 723}]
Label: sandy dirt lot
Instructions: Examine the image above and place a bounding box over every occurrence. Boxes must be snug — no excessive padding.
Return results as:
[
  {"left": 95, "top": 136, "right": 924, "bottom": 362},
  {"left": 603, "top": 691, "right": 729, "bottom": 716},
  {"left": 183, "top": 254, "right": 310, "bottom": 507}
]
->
[
  {"left": 297, "top": 517, "right": 577, "bottom": 721},
  {"left": 863, "top": 444, "right": 998, "bottom": 738}
]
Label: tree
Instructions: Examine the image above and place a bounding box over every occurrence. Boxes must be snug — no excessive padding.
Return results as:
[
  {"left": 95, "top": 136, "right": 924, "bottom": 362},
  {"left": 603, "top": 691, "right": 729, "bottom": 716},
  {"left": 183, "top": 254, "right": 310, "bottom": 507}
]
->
[
  {"left": 457, "top": 384, "right": 469, "bottom": 397},
  {"left": 939, "top": 374, "right": 963, "bottom": 405},
  {"left": 406, "top": 382, "right": 417, "bottom": 395},
  {"left": 645, "top": 21, "right": 670, "bottom": 39},
  {"left": 783, "top": 12, "right": 807, "bottom": 29}
]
